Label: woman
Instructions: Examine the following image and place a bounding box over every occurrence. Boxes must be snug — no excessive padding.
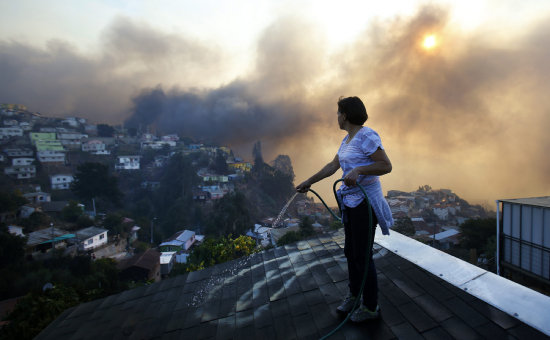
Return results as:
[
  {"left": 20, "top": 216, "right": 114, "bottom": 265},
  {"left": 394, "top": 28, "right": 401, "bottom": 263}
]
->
[{"left": 296, "top": 96, "right": 394, "bottom": 322}]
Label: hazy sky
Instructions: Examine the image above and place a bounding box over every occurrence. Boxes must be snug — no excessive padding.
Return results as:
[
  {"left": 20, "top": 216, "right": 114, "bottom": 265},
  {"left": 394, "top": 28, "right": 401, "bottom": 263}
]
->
[{"left": 1, "top": 1, "right": 549, "bottom": 206}]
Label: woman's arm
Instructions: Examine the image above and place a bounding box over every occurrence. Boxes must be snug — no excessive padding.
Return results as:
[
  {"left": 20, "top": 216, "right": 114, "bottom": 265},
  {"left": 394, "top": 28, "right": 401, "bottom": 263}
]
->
[
  {"left": 343, "top": 148, "right": 392, "bottom": 186},
  {"left": 296, "top": 154, "right": 340, "bottom": 193}
]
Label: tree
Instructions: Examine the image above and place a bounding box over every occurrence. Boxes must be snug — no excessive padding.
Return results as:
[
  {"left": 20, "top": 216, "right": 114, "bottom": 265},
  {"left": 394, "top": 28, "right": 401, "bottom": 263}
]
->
[
  {"left": 71, "top": 162, "right": 122, "bottom": 207},
  {"left": 0, "top": 224, "right": 26, "bottom": 267},
  {"left": 393, "top": 217, "right": 415, "bottom": 236},
  {"left": 271, "top": 155, "right": 295, "bottom": 182},
  {"left": 276, "top": 231, "right": 302, "bottom": 247},
  {"left": 459, "top": 218, "right": 496, "bottom": 252},
  {"left": 0, "top": 191, "right": 27, "bottom": 213},
  {"left": 1, "top": 285, "right": 80, "bottom": 340},
  {"left": 205, "top": 192, "right": 251, "bottom": 237},
  {"left": 299, "top": 216, "right": 314, "bottom": 237},
  {"left": 183, "top": 235, "right": 257, "bottom": 271},
  {"left": 211, "top": 150, "right": 229, "bottom": 175},
  {"left": 252, "top": 140, "right": 264, "bottom": 172},
  {"left": 61, "top": 201, "right": 84, "bottom": 223}
]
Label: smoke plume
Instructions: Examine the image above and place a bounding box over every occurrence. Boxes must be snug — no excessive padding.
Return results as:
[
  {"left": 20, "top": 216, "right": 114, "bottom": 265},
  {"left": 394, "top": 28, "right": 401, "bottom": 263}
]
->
[{"left": 2, "top": 7, "right": 550, "bottom": 204}]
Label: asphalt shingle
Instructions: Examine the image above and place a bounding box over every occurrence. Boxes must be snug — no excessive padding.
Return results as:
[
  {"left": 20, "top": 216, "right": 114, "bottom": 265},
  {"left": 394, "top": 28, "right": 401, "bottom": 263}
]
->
[{"left": 36, "top": 230, "right": 550, "bottom": 340}]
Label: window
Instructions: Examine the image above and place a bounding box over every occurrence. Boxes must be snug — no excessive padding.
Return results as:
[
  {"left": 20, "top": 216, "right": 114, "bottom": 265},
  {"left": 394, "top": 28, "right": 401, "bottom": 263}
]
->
[
  {"left": 99, "top": 234, "right": 104, "bottom": 240},
  {"left": 87, "top": 239, "right": 93, "bottom": 245}
]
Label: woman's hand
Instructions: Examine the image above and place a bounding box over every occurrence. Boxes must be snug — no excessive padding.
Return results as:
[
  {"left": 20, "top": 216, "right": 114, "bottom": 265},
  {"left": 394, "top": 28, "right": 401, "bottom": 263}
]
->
[
  {"left": 296, "top": 180, "right": 311, "bottom": 193},
  {"left": 343, "top": 168, "right": 360, "bottom": 186}
]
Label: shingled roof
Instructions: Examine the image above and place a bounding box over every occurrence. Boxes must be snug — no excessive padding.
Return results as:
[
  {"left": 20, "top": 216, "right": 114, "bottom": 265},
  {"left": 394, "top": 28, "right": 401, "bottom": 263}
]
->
[{"left": 36, "top": 230, "right": 550, "bottom": 339}]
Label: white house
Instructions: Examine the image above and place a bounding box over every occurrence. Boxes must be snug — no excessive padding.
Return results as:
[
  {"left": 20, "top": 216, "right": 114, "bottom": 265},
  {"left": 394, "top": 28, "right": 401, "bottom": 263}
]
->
[
  {"left": 4, "top": 165, "right": 36, "bottom": 179},
  {"left": 159, "top": 230, "right": 196, "bottom": 252},
  {"left": 12, "top": 157, "right": 34, "bottom": 166},
  {"left": 433, "top": 206, "right": 449, "bottom": 220},
  {"left": 76, "top": 227, "right": 108, "bottom": 251},
  {"left": 23, "top": 191, "right": 51, "bottom": 203},
  {"left": 51, "top": 174, "right": 74, "bottom": 190},
  {"left": 141, "top": 140, "right": 176, "bottom": 150},
  {"left": 3, "top": 148, "right": 33, "bottom": 157},
  {"left": 8, "top": 225, "right": 24, "bottom": 237},
  {"left": 81, "top": 139, "right": 106, "bottom": 152},
  {"left": 115, "top": 156, "right": 140, "bottom": 170},
  {"left": 160, "top": 251, "right": 176, "bottom": 276},
  {"left": 0, "top": 127, "right": 23, "bottom": 138},
  {"left": 19, "top": 121, "right": 32, "bottom": 131},
  {"left": 37, "top": 150, "right": 65, "bottom": 163}
]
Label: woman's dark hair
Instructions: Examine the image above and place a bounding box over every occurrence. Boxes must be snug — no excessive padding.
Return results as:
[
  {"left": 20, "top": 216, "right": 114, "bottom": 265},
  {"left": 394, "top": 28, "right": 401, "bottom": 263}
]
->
[{"left": 337, "top": 96, "right": 368, "bottom": 125}]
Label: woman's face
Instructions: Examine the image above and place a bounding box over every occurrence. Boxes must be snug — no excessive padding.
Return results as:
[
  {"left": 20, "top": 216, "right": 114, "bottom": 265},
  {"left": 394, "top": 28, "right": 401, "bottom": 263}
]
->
[{"left": 337, "top": 111, "right": 345, "bottom": 130}]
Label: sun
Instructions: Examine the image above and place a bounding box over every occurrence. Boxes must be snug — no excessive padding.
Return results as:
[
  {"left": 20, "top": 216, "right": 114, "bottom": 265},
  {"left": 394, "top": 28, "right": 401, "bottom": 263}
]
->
[{"left": 422, "top": 35, "right": 437, "bottom": 49}]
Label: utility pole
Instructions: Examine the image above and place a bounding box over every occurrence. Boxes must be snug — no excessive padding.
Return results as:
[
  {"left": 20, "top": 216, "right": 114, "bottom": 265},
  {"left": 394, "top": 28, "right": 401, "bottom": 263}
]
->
[{"left": 150, "top": 217, "right": 157, "bottom": 244}]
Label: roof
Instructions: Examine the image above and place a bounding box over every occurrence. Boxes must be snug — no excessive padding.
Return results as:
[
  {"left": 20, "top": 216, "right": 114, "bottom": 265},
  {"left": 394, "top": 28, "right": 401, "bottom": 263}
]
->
[
  {"left": 498, "top": 196, "right": 550, "bottom": 208},
  {"left": 434, "top": 229, "right": 460, "bottom": 241},
  {"left": 160, "top": 252, "right": 177, "bottom": 264},
  {"left": 118, "top": 249, "right": 161, "bottom": 271},
  {"left": 27, "top": 227, "right": 70, "bottom": 247},
  {"left": 75, "top": 227, "right": 108, "bottom": 240},
  {"left": 176, "top": 230, "right": 195, "bottom": 242},
  {"left": 40, "top": 201, "right": 68, "bottom": 212},
  {"left": 36, "top": 230, "right": 550, "bottom": 339}
]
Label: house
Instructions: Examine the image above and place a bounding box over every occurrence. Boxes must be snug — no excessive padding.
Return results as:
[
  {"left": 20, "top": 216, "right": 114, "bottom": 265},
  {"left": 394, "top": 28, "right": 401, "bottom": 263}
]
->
[
  {"left": 11, "top": 157, "right": 34, "bottom": 166},
  {"left": 41, "top": 201, "right": 69, "bottom": 214},
  {"left": 8, "top": 225, "right": 24, "bottom": 237},
  {"left": 75, "top": 227, "right": 108, "bottom": 251},
  {"left": 117, "top": 248, "right": 161, "bottom": 282},
  {"left": 496, "top": 196, "right": 550, "bottom": 287},
  {"left": 29, "top": 132, "right": 56, "bottom": 145},
  {"left": 37, "top": 150, "right": 65, "bottom": 163},
  {"left": 433, "top": 229, "right": 461, "bottom": 249},
  {"left": 57, "top": 132, "right": 88, "bottom": 149},
  {"left": 192, "top": 189, "right": 210, "bottom": 202},
  {"left": 51, "top": 174, "right": 74, "bottom": 190},
  {"left": 23, "top": 191, "right": 51, "bottom": 204},
  {"left": 26, "top": 227, "right": 74, "bottom": 253},
  {"left": 115, "top": 155, "right": 140, "bottom": 170},
  {"left": 4, "top": 165, "right": 36, "bottom": 179},
  {"left": 0, "top": 127, "right": 23, "bottom": 139},
  {"left": 228, "top": 161, "right": 252, "bottom": 172},
  {"left": 81, "top": 139, "right": 106, "bottom": 152},
  {"left": 159, "top": 230, "right": 196, "bottom": 252},
  {"left": 3, "top": 148, "right": 33, "bottom": 157},
  {"left": 141, "top": 140, "right": 176, "bottom": 150},
  {"left": 160, "top": 251, "right": 176, "bottom": 276}
]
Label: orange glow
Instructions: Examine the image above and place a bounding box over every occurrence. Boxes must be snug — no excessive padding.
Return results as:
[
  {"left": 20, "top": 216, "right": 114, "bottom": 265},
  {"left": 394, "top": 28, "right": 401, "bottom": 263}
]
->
[{"left": 422, "top": 35, "right": 437, "bottom": 49}]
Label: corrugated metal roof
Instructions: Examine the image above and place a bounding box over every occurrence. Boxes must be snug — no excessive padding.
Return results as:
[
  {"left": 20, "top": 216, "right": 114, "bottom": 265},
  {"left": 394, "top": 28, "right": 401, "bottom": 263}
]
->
[{"left": 498, "top": 196, "right": 550, "bottom": 208}]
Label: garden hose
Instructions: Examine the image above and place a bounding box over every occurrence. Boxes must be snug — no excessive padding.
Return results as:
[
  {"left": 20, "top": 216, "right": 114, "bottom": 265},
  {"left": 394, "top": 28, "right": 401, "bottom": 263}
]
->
[{"left": 308, "top": 179, "right": 374, "bottom": 340}]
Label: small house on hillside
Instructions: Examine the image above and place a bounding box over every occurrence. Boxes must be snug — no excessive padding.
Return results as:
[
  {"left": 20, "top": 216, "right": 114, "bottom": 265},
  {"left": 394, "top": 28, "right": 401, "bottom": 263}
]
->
[
  {"left": 51, "top": 174, "right": 74, "bottom": 190},
  {"left": 159, "top": 230, "right": 196, "bottom": 252},
  {"left": 75, "top": 227, "right": 108, "bottom": 251},
  {"left": 118, "top": 249, "right": 161, "bottom": 282}
]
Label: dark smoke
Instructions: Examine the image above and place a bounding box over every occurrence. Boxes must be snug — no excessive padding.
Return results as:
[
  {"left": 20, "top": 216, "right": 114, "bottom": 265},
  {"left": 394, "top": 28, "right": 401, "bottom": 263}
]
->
[{"left": 2, "top": 7, "right": 550, "bottom": 203}]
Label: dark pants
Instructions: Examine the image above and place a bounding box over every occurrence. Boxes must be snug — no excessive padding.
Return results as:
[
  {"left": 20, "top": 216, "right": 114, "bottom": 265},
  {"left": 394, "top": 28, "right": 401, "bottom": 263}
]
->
[{"left": 343, "top": 200, "right": 378, "bottom": 310}]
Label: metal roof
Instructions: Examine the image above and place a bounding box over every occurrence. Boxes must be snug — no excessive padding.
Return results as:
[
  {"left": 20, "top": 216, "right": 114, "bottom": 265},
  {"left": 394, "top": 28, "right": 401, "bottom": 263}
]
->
[
  {"left": 497, "top": 196, "right": 550, "bottom": 208},
  {"left": 75, "top": 227, "right": 108, "bottom": 240}
]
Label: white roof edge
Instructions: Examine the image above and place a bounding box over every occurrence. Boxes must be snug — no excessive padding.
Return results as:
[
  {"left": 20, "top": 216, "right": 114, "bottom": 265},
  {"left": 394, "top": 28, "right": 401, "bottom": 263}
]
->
[{"left": 375, "top": 229, "right": 550, "bottom": 336}]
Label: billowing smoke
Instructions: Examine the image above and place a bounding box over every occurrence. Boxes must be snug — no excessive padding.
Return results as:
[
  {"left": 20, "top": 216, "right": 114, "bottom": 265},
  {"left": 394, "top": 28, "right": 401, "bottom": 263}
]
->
[{"left": 2, "top": 7, "right": 550, "bottom": 204}]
